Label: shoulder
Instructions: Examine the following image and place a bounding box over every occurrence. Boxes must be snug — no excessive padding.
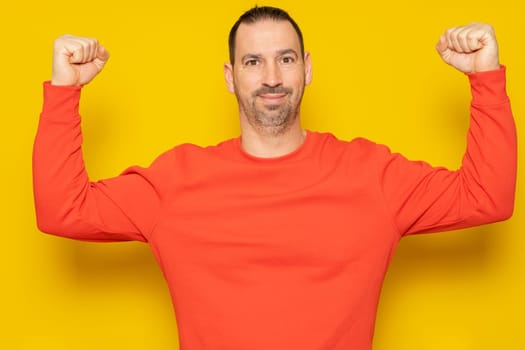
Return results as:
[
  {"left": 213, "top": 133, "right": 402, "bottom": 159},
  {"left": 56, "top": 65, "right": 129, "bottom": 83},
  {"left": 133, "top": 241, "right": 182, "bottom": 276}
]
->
[
  {"left": 172, "top": 138, "right": 237, "bottom": 158},
  {"left": 151, "top": 138, "right": 238, "bottom": 169},
  {"left": 307, "top": 130, "right": 390, "bottom": 157}
]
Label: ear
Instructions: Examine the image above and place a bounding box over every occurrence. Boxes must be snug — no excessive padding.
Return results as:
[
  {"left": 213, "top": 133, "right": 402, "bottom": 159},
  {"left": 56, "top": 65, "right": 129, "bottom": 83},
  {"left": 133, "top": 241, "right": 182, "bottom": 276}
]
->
[
  {"left": 223, "top": 63, "right": 235, "bottom": 93},
  {"left": 304, "top": 52, "right": 312, "bottom": 86}
]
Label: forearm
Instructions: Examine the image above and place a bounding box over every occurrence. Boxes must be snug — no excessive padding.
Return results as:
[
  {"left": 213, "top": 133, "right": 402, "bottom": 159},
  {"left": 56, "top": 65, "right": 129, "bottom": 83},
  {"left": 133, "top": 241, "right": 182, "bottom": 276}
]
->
[
  {"left": 33, "top": 83, "right": 88, "bottom": 234},
  {"left": 32, "top": 83, "right": 145, "bottom": 241},
  {"left": 460, "top": 66, "right": 517, "bottom": 222}
]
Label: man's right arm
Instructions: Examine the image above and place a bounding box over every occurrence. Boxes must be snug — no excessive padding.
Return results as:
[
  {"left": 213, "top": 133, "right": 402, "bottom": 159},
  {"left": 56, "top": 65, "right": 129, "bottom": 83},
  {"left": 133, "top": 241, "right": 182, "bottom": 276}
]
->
[{"left": 33, "top": 36, "right": 169, "bottom": 242}]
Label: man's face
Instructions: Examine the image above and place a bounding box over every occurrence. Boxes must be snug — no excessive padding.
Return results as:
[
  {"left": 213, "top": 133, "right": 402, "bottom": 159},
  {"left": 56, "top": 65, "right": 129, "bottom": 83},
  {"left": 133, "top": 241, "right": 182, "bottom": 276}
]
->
[{"left": 224, "top": 20, "right": 312, "bottom": 135}]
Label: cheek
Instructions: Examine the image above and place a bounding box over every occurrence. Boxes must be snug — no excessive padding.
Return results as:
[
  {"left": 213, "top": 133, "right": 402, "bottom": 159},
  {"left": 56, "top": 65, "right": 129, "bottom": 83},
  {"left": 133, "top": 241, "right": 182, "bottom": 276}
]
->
[
  {"left": 234, "top": 71, "right": 262, "bottom": 91},
  {"left": 283, "top": 70, "right": 305, "bottom": 87}
]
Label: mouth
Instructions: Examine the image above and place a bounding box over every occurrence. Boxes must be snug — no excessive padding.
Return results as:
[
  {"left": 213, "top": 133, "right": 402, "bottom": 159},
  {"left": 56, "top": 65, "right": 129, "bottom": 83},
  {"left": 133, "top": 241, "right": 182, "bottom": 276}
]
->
[{"left": 258, "top": 93, "right": 288, "bottom": 103}]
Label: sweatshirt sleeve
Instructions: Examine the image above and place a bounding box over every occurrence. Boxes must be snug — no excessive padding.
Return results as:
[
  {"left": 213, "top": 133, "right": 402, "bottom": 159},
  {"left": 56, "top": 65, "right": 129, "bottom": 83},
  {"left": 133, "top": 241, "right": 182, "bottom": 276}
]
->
[
  {"left": 378, "top": 66, "right": 517, "bottom": 236},
  {"left": 32, "top": 82, "right": 174, "bottom": 242}
]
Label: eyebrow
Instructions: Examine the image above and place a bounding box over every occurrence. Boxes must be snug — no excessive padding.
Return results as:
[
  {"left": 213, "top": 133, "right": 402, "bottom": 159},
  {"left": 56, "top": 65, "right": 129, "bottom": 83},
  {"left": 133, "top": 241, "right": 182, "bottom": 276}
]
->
[
  {"left": 240, "top": 48, "right": 299, "bottom": 62},
  {"left": 241, "top": 53, "right": 262, "bottom": 62},
  {"left": 276, "top": 48, "right": 299, "bottom": 57}
]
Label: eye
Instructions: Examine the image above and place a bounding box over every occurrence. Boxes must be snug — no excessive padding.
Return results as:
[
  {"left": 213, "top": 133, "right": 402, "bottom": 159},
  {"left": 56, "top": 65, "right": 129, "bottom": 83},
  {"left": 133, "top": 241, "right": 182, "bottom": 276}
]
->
[
  {"left": 244, "top": 59, "right": 260, "bottom": 66},
  {"left": 280, "top": 55, "right": 296, "bottom": 64}
]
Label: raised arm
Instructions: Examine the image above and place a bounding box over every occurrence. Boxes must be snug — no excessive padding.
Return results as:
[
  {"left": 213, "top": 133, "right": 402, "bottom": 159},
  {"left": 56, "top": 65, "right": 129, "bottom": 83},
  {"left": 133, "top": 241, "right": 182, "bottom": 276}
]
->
[
  {"left": 378, "top": 23, "right": 516, "bottom": 235},
  {"left": 33, "top": 36, "right": 170, "bottom": 242}
]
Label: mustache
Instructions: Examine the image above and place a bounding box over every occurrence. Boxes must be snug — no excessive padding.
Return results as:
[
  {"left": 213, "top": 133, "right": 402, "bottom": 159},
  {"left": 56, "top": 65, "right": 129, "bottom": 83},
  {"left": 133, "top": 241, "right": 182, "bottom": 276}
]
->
[{"left": 253, "top": 86, "right": 292, "bottom": 97}]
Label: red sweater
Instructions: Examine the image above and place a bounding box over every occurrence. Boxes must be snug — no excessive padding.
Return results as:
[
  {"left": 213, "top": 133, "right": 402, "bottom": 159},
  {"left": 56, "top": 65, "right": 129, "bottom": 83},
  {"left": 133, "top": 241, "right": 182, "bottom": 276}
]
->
[{"left": 33, "top": 68, "right": 516, "bottom": 350}]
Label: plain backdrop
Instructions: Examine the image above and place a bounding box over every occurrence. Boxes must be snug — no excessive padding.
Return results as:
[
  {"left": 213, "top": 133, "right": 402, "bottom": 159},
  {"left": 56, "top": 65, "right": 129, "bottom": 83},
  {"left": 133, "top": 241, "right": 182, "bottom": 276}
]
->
[{"left": 1, "top": 0, "right": 523, "bottom": 348}]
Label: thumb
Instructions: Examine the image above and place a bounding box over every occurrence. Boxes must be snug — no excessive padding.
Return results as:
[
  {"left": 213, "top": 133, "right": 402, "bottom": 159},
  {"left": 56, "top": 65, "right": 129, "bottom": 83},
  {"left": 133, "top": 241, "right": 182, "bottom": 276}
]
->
[
  {"left": 93, "top": 45, "right": 110, "bottom": 70},
  {"left": 435, "top": 35, "right": 448, "bottom": 55},
  {"left": 97, "top": 45, "right": 110, "bottom": 61},
  {"left": 435, "top": 34, "right": 456, "bottom": 66}
]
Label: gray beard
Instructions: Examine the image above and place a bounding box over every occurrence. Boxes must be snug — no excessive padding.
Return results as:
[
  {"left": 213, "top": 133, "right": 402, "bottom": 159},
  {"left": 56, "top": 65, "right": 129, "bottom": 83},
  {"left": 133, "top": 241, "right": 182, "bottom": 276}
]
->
[
  {"left": 251, "top": 101, "right": 296, "bottom": 136},
  {"left": 235, "top": 84, "right": 303, "bottom": 137}
]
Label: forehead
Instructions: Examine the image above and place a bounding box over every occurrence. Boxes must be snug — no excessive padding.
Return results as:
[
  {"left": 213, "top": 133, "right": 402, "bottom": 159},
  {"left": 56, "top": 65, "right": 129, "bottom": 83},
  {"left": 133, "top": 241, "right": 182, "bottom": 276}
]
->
[{"left": 234, "top": 19, "right": 301, "bottom": 57}]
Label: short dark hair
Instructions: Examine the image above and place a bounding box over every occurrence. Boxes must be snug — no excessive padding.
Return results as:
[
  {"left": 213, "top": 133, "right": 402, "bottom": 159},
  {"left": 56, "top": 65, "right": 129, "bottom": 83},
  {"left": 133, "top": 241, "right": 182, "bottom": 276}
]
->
[{"left": 228, "top": 6, "right": 304, "bottom": 65}]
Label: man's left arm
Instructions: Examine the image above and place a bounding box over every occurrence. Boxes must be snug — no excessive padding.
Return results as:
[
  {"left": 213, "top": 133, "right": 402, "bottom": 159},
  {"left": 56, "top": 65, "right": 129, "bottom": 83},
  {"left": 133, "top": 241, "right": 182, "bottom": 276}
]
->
[{"left": 380, "top": 23, "right": 517, "bottom": 235}]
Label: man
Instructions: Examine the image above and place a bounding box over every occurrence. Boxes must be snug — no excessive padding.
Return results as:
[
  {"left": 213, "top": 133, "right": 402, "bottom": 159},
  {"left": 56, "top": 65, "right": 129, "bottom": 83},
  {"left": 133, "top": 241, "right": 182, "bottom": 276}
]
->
[{"left": 33, "top": 5, "right": 516, "bottom": 350}]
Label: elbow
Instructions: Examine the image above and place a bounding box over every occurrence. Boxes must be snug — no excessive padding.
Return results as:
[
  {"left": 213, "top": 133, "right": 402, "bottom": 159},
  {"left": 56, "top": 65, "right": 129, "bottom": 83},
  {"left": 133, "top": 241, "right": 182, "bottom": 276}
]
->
[
  {"left": 33, "top": 190, "right": 80, "bottom": 236},
  {"left": 492, "top": 201, "right": 515, "bottom": 222},
  {"left": 493, "top": 186, "right": 517, "bottom": 222},
  {"left": 35, "top": 213, "right": 66, "bottom": 236},
  {"left": 35, "top": 213, "right": 88, "bottom": 240},
  {"left": 34, "top": 202, "right": 76, "bottom": 237},
  {"left": 482, "top": 195, "right": 515, "bottom": 224},
  {"left": 467, "top": 178, "right": 517, "bottom": 224}
]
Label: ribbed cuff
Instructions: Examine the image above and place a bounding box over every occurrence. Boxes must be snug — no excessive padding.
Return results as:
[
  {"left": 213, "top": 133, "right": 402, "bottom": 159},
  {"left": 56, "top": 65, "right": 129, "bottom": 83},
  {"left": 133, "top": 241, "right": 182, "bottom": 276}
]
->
[
  {"left": 41, "top": 81, "right": 83, "bottom": 120},
  {"left": 467, "top": 66, "right": 509, "bottom": 106}
]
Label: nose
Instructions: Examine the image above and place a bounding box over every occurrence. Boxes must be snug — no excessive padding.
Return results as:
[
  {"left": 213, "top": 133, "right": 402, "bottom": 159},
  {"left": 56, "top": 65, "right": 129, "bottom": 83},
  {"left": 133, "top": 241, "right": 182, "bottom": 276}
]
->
[{"left": 262, "top": 61, "right": 282, "bottom": 87}]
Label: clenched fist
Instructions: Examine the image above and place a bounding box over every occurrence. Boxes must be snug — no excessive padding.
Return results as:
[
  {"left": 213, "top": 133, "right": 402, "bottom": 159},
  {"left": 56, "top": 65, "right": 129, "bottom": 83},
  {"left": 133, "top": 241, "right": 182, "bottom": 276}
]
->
[
  {"left": 52, "top": 35, "right": 110, "bottom": 86},
  {"left": 436, "top": 23, "right": 499, "bottom": 73}
]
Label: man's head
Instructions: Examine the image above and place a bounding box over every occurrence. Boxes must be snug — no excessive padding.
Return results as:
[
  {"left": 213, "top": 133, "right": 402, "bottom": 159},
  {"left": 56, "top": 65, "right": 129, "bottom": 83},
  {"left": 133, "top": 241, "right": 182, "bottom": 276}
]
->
[
  {"left": 224, "top": 6, "right": 312, "bottom": 136},
  {"left": 228, "top": 6, "right": 304, "bottom": 66}
]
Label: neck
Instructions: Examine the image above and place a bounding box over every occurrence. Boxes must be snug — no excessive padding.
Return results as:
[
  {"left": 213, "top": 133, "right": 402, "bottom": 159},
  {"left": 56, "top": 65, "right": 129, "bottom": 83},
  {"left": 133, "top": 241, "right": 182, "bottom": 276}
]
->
[{"left": 240, "top": 124, "right": 306, "bottom": 158}]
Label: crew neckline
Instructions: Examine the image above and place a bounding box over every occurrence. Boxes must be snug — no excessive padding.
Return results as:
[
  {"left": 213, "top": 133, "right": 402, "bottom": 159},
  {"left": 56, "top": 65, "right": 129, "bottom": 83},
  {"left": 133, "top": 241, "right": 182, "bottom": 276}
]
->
[{"left": 233, "top": 130, "right": 316, "bottom": 163}]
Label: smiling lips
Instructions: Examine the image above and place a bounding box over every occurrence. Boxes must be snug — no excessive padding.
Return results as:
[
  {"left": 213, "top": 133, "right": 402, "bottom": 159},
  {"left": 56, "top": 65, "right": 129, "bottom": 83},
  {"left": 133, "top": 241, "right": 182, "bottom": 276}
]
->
[{"left": 258, "top": 92, "right": 287, "bottom": 103}]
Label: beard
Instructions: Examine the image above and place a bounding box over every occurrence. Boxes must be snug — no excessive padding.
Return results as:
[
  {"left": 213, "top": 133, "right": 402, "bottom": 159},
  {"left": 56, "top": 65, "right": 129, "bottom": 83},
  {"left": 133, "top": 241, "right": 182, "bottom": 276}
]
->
[
  {"left": 237, "top": 85, "right": 302, "bottom": 136},
  {"left": 254, "top": 98, "right": 292, "bottom": 127}
]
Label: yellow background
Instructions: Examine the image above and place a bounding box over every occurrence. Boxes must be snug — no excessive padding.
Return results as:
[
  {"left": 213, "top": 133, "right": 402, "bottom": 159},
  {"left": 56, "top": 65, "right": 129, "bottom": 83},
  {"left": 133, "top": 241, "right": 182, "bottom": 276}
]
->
[{"left": 1, "top": 0, "right": 523, "bottom": 348}]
